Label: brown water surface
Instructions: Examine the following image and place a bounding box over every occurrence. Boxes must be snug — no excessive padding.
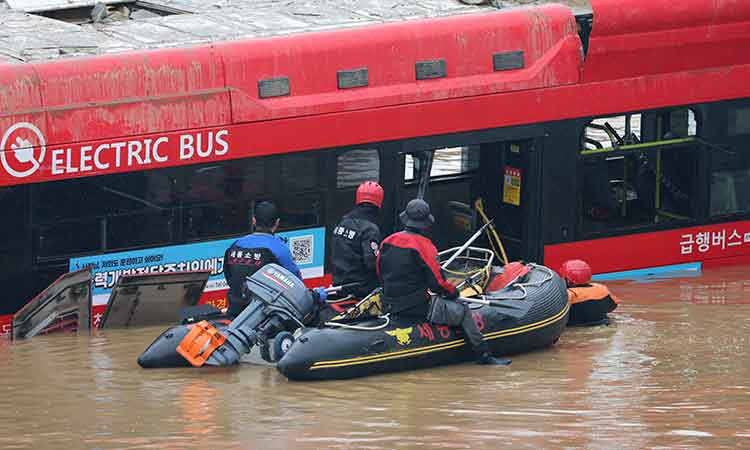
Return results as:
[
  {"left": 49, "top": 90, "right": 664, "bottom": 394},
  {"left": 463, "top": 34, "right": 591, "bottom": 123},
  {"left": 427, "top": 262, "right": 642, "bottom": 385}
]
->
[{"left": 1, "top": 265, "right": 749, "bottom": 449}]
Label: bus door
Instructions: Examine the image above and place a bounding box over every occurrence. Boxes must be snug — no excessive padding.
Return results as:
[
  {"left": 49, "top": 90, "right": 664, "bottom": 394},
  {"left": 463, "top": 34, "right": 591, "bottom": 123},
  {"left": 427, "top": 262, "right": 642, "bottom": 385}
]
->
[
  {"left": 390, "top": 146, "right": 480, "bottom": 251},
  {"left": 479, "top": 138, "right": 543, "bottom": 263}
]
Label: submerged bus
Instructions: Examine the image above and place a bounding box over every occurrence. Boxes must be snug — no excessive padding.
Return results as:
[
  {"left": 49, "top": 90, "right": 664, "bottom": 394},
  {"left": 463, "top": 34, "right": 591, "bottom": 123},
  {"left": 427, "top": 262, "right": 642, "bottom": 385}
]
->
[{"left": 1, "top": 0, "right": 749, "bottom": 334}]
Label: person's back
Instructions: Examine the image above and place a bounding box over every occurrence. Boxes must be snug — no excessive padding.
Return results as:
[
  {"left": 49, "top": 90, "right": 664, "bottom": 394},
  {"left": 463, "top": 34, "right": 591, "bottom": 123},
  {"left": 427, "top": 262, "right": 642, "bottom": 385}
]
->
[
  {"left": 377, "top": 199, "right": 456, "bottom": 318},
  {"left": 331, "top": 181, "right": 383, "bottom": 298},
  {"left": 224, "top": 201, "right": 302, "bottom": 316},
  {"left": 378, "top": 230, "right": 446, "bottom": 317}
]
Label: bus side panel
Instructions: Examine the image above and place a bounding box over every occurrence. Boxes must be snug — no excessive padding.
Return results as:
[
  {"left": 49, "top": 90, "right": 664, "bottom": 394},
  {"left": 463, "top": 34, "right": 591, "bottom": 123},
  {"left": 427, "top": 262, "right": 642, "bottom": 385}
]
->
[
  {"left": 544, "top": 220, "right": 750, "bottom": 275},
  {"left": 0, "top": 64, "right": 45, "bottom": 135},
  {"left": 584, "top": 0, "right": 750, "bottom": 82},
  {"left": 219, "top": 5, "right": 582, "bottom": 123},
  {"left": 33, "top": 46, "right": 231, "bottom": 145}
]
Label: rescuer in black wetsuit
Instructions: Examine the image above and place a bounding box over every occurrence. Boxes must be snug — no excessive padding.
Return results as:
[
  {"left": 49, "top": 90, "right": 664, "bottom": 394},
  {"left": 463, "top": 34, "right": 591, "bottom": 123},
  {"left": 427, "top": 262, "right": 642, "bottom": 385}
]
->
[
  {"left": 224, "top": 201, "right": 316, "bottom": 316},
  {"left": 376, "top": 198, "right": 509, "bottom": 365},
  {"left": 330, "top": 181, "right": 384, "bottom": 299}
]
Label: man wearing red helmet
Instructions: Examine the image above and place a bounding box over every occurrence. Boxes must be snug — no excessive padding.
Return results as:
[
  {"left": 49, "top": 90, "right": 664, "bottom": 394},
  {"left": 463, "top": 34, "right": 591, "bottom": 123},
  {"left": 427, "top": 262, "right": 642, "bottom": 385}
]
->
[
  {"left": 559, "top": 259, "right": 620, "bottom": 325},
  {"left": 330, "top": 181, "right": 384, "bottom": 298}
]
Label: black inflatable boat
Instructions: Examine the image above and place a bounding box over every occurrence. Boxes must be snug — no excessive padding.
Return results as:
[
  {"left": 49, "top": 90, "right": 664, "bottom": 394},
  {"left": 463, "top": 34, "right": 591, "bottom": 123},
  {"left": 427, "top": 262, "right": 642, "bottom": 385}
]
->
[{"left": 277, "top": 264, "right": 569, "bottom": 381}]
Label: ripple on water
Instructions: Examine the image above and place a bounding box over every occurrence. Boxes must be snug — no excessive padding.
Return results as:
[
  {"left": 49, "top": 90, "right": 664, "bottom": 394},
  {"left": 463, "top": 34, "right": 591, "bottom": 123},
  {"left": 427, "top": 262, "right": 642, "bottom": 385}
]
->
[{"left": 2, "top": 267, "right": 750, "bottom": 449}]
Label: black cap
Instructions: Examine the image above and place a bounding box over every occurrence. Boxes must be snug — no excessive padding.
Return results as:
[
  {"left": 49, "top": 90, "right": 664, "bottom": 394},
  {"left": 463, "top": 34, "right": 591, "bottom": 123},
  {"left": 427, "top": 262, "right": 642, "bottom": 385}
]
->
[
  {"left": 254, "top": 201, "right": 279, "bottom": 228},
  {"left": 399, "top": 198, "right": 435, "bottom": 229}
]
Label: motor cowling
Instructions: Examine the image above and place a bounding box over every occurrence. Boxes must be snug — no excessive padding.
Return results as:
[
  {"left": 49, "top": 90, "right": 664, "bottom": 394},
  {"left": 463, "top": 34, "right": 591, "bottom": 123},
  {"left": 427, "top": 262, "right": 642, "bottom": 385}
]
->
[{"left": 202, "top": 264, "right": 317, "bottom": 366}]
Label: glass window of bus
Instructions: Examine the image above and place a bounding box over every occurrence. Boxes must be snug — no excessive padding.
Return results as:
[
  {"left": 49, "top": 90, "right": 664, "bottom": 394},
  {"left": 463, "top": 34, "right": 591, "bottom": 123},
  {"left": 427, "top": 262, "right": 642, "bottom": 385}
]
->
[
  {"left": 336, "top": 148, "right": 380, "bottom": 188},
  {"left": 711, "top": 105, "right": 750, "bottom": 216},
  {"left": 404, "top": 146, "right": 480, "bottom": 181},
  {"left": 280, "top": 153, "right": 320, "bottom": 192},
  {"left": 32, "top": 169, "right": 178, "bottom": 258},
  {"left": 579, "top": 108, "right": 699, "bottom": 233},
  {"left": 273, "top": 193, "right": 324, "bottom": 231},
  {"left": 182, "top": 158, "right": 264, "bottom": 240}
]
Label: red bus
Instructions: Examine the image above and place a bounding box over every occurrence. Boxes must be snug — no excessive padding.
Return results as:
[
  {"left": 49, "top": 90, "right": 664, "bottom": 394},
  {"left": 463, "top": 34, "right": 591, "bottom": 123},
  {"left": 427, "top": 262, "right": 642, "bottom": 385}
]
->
[{"left": 1, "top": 0, "right": 749, "bottom": 334}]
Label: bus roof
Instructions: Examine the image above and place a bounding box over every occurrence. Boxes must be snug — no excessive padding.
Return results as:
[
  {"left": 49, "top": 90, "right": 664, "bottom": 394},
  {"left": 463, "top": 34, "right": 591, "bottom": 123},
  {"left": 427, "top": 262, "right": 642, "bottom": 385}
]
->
[
  {"left": 0, "top": 0, "right": 590, "bottom": 64},
  {"left": 1, "top": 0, "right": 749, "bottom": 189}
]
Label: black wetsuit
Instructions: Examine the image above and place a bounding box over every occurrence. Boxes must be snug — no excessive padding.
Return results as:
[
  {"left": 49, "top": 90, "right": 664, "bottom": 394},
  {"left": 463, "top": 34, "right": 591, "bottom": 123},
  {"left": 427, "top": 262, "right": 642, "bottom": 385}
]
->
[{"left": 330, "top": 204, "right": 382, "bottom": 298}]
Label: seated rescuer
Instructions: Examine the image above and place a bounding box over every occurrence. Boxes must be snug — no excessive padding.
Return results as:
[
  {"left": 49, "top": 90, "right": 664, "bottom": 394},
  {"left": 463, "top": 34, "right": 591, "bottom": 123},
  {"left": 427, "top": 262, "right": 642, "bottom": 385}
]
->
[
  {"left": 377, "top": 198, "right": 510, "bottom": 365},
  {"left": 331, "top": 181, "right": 384, "bottom": 298},
  {"left": 224, "top": 201, "right": 319, "bottom": 316}
]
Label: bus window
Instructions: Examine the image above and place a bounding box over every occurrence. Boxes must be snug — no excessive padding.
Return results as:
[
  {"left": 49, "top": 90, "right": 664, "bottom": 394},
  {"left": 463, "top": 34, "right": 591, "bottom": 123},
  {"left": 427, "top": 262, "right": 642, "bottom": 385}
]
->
[
  {"left": 579, "top": 108, "right": 699, "bottom": 233},
  {"left": 401, "top": 146, "right": 480, "bottom": 250},
  {"left": 583, "top": 114, "right": 643, "bottom": 150},
  {"left": 336, "top": 148, "right": 380, "bottom": 188},
  {"left": 182, "top": 159, "right": 264, "bottom": 240},
  {"left": 273, "top": 193, "right": 324, "bottom": 230},
  {"left": 0, "top": 186, "right": 32, "bottom": 314},
  {"left": 711, "top": 105, "right": 750, "bottom": 216},
  {"left": 404, "top": 147, "right": 479, "bottom": 181},
  {"left": 33, "top": 170, "right": 177, "bottom": 258},
  {"left": 281, "top": 153, "right": 320, "bottom": 192}
]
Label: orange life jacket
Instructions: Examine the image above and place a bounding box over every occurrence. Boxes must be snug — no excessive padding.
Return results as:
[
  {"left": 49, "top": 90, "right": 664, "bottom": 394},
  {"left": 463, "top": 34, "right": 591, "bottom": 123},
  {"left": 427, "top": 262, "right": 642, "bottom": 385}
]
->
[{"left": 567, "top": 283, "right": 621, "bottom": 305}]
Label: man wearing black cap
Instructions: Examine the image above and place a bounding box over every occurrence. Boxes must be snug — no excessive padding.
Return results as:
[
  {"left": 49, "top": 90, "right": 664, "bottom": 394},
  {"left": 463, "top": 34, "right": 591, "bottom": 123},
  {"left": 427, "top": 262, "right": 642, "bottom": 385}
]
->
[
  {"left": 376, "top": 198, "right": 509, "bottom": 365},
  {"left": 224, "top": 201, "right": 305, "bottom": 316}
]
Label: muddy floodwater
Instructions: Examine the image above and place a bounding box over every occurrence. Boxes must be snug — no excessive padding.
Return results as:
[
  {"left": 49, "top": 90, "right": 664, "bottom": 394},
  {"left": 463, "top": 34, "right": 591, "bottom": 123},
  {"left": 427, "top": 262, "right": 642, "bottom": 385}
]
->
[{"left": 2, "top": 265, "right": 750, "bottom": 450}]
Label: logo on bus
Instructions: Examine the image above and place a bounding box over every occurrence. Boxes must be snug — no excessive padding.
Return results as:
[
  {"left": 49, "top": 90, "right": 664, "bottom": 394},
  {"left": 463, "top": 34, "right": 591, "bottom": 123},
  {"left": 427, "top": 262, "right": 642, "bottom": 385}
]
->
[{"left": 0, "top": 122, "right": 46, "bottom": 178}]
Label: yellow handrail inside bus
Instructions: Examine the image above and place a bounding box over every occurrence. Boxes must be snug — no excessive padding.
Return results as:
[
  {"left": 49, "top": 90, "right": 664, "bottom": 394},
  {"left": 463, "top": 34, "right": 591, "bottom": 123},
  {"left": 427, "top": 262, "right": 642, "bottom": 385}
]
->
[
  {"left": 579, "top": 137, "right": 696, "bottom": 156},
  {"left": 655, "top": 148, "right": 662, "bottom": 223},
  {"left": 656, "top": 209, "right": 689, "bottom": 221},
  {"left": 474, "top": 198, "right": 509, "bottom": 265}
]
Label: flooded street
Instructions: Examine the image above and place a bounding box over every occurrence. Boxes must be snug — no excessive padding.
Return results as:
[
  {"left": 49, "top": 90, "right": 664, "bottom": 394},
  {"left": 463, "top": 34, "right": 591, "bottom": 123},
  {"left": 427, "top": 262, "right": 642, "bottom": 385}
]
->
[{"left": 1, "top": 265, "right": 749, "bottom": 449}]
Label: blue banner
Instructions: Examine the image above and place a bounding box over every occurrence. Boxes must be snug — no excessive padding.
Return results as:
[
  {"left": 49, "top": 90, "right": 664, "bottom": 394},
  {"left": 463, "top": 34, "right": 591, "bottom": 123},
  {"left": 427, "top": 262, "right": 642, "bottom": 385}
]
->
[{"left": 70, "top": 227, "right": 325, "bottom": 305}]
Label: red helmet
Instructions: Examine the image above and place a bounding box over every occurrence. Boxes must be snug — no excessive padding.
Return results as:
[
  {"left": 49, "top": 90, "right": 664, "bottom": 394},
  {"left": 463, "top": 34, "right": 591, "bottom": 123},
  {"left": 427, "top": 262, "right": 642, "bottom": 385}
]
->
[
  {"left": 559, "top": 259, "right": 592, "bottom": 286},
  {"left": 356, "top": 181, "right": 384, "bottom": 208}
]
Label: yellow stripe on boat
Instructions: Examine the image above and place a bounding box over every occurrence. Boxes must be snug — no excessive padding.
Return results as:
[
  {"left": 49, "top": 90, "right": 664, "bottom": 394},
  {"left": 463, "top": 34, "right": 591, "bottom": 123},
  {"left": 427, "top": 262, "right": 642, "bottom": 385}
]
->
[{"left": 310, "top": 302, "right": 569, "bottom": 370}]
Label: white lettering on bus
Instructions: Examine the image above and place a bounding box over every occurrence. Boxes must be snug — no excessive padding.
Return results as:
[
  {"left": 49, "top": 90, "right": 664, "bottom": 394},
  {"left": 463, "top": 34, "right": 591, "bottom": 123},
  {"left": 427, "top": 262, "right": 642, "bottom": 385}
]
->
[
  {"left": 180, "top": 131, "right": 230, "bottom": 160},
  {"left": 152, "top": 137, "right": 168, "bottom": 162},
  {"left": 195, "top": 131, "right": 214, "bottom": 158},
  {"left": 51, "top": 148, "right": 64, "bottom": 175},
  {"left": 215, "top": 129, "right": 229, "bottom": 155},
  {"left": 80, "top": 146, "right": 93, "bottom": 172},
  {"left": 111, "top": 142, "right": 125, "bottom": 168},
  {"left": 94, "top": 144, "right": 110, "bottom": 169},
  {"left": 179, "top": 134, "right": 194, "bottom": 160},
  {"left": 64, "top": 148, "right": 78, "bottom": 173},
  {"left": 142, "top": 139, "right": 153, "bottom": 165},
  {"left": 37, "top": 129, "right": 229, "bottom": 176},
  {"left": 127, "top": 140, "right": 144, "bottom": 166}
]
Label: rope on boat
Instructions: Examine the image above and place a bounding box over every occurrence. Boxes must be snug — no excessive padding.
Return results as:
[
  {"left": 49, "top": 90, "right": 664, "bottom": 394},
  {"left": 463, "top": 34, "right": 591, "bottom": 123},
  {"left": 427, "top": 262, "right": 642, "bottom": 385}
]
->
[
  {"left": 478, "top": 263, "right": 556, "bottom": 303},
  {"left": 326, "top": 295, "right": 354, "bottom": 304},
  {"left": 324, "top": 314, "right": 391, "bottom": 331}
]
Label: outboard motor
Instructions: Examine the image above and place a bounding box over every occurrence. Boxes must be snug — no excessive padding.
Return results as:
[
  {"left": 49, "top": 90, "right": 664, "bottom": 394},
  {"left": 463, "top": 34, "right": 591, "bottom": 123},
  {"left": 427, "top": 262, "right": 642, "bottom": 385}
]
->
[{"left": 138, "top": 264, "right": 318, "bottom": 368}]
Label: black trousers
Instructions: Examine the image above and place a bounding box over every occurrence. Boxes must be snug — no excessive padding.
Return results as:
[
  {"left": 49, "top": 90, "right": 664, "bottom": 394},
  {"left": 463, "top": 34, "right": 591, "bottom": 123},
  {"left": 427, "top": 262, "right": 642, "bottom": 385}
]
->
[
  {"left": 397, "top": 297, "right": 489, "bottom": 355},
  {"left": 426, "top": 298, "right": 488, "bottom": 354}
]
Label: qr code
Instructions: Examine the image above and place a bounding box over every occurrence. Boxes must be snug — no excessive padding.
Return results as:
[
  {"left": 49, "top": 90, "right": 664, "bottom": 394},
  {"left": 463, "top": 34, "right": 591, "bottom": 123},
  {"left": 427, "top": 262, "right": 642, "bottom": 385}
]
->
[{"left": 289, "top": 235, "right": 314, "bottom": 265}]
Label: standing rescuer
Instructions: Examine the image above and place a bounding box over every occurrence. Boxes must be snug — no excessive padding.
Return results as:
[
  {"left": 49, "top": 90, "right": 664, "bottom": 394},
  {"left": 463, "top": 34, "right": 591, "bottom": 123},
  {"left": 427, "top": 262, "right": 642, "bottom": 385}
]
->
[
  {"left": 377, "top": 198, "right": 510, "bottom": 365},
  {"left": 224, "top": 201, "right": 306, "bottom": 316},
  {"left": 331, "top": 181, "right": 384, "bottom": 299}
]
